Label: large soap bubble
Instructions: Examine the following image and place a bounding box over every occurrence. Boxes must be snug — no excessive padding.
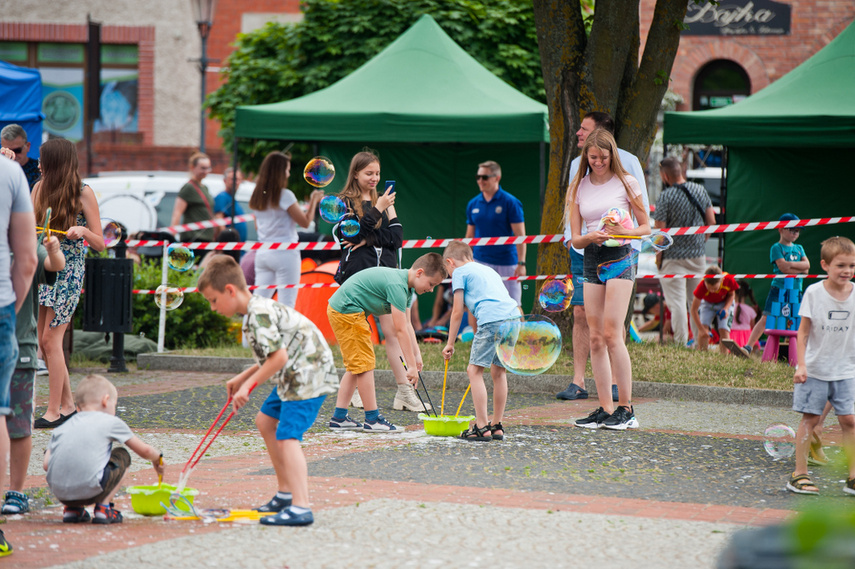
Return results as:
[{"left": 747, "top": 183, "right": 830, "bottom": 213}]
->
[
  {"left": 495, "top": 314, "right": 562, "bottom": 375},
  {"left": 340, "top": 218, "right": 360, "bottom": 238},
  {"left": 303, "top": 157, "right": 336, "bottom": 188},
  {"left": 596, "top": 249, "right": 638, "bottom": 282},
  {"left": 319, "top": 196, "right": 348, "bottom": 224},
  {"left": 102, "top": 218, "right": 123, "bottom": 248},
  {"left": 167, "top": 244, "right": 195, "bottom": 272},
  {"left": 538, "top": 278, "right": 573, "bottom": 313},
  {"left": 763, "top": 424, "right": 796, "bottom": 459},
  {"left": 154, "top": 285, "right": 184, "bottom": 311}
]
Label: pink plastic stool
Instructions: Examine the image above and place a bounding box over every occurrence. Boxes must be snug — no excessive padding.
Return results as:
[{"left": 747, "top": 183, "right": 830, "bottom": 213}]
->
[{"left": 762, "top": 329, "right": 799, "bottom": 366}]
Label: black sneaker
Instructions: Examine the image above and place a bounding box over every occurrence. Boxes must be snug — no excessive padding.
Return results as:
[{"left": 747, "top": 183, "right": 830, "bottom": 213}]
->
[
  {"left": 556, "top": 383, "right": 588, "bottom": 400},
  {"left": 254, "top": 494, "right": 292, "bottom": 513},
  {"left": 63, "top": 506, "right": 91, "bottom": 523},
  {"left": 92, "top": 503, "right": 122, "bottom": 524},
  {"left": 0, "top": 529, "right": 11, "bottom": 557},
  {"left": 574, "top": 407, "right": 610, "bottom": 429},
  {"left": 602, "top": 406, "right": 636, "bottom": 431}
]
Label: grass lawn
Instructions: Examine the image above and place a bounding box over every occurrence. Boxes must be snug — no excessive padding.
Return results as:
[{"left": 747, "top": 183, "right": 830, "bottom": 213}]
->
[{"left": 172, "top": 340, "right": 795, "bottom": 392}]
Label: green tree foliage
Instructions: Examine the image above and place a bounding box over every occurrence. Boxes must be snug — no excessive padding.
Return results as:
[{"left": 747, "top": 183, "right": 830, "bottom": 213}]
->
[{"left": 207, "top": 0, "right": 544, "bottom": 175}]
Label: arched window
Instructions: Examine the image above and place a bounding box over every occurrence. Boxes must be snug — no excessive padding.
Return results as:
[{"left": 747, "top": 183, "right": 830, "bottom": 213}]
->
[{"left": 693, "top": 60, "right": 751, "bottom": 111}]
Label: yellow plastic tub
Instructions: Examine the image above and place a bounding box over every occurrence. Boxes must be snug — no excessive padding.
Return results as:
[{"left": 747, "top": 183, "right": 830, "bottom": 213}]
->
[
  {"left": 127, "top": 484, "right": 199, "bottom": 516},
  {"left": 419, "top": 413, "right": 475, "bottom": 437}
]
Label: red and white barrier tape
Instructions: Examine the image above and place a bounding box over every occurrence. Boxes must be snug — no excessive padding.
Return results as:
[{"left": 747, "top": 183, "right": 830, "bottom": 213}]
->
[
  {"left": 130, "top": 214, "right": 855, "bottom": 250},
  {"left": 133, "top": 273, "right": 829, "bottom": 295},
  {"left": 160, "top": 214, "right": 256, "bottom": 234}
]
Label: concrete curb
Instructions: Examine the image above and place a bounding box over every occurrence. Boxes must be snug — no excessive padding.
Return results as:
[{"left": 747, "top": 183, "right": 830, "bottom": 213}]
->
[{"left": 136, "top": 353, "right": 792, "bottom": 408}]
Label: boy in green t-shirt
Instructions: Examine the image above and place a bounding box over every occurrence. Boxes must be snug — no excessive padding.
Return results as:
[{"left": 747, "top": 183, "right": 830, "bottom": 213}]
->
[{"left": 327, "top": 253, "right": 446, "bottom": 433}]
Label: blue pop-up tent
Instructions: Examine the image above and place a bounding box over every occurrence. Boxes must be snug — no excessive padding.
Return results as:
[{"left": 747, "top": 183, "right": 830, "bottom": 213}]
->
[{"left": 0, "top": 61, "right": 44, "bottom": 158}]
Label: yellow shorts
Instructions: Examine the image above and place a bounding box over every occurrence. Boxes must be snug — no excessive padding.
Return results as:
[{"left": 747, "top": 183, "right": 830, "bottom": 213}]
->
[{"left": 327, "top": 306, "right": 375, "bottom": 375}]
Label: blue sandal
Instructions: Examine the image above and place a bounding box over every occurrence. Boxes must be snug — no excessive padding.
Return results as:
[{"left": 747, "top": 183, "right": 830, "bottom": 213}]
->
[{"left": 1, "top": 491, "right": 28, "bottom": 514}]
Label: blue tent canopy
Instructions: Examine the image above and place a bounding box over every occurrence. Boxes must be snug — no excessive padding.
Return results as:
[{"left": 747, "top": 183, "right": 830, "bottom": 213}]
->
[{"left": 0, "top": 61, "right": 44, "bottom": 158}]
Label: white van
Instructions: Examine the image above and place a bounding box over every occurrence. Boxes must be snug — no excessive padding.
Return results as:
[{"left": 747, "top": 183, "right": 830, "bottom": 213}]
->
[{"left": 82, "top": 171, "right": 256, "bottom": 239}]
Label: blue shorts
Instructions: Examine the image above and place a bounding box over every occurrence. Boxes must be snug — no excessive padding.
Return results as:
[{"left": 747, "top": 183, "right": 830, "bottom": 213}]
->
[
  {"left": 793, "top": 377, "right": 855, "bottom": 416},
  {"left": 569, "top": 249, "right": 585, "bottom": 306},
  {"left": 583, "top": 243, "right": 636, "bottom": 285},
  {"left": 259, "top": 389, "right": 326, "bottom": 441},
  {"left": 0, "top": 303, "right": 18, "bottom": 415},
  {"left": 469, "top": 320, "right": 505, "bottom": 369}
]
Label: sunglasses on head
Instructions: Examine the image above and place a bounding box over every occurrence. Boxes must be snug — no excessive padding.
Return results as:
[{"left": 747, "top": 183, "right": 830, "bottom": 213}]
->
[{"left": 476, "top": 175, "right": 496, "bottom": 181}]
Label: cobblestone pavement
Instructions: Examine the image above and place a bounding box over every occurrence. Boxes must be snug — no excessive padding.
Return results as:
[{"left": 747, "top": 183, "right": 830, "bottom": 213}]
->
[{"left": 6, "top": 367, "right": 849, "bottom": 568}]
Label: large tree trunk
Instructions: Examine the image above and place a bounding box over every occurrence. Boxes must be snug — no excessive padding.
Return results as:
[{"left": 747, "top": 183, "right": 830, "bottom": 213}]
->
[{"left": 532, "top": 0, "right": 688, "bottom": 337}]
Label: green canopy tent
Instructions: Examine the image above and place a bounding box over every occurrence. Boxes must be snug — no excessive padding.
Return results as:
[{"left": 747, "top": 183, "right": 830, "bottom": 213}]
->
[
  {"left": 664, "top": 19, "right": 855, "bottom": 302},
  {"left": 235, "top": 14, "right": 549, "bottom": 312}
]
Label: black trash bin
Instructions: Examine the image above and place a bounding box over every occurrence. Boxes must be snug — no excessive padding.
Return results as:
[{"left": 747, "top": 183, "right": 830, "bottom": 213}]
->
[
  {"left": 83, "top": 257, "right": 134, "bottom": 333},
  {"left": 83, "top": 256, "right": 134, "bottom": 372}
]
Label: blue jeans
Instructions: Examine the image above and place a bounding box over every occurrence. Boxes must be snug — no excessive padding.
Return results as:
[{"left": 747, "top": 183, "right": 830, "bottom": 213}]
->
[{"left": 0, "top": 302, "right": 18, "bottom": 415}]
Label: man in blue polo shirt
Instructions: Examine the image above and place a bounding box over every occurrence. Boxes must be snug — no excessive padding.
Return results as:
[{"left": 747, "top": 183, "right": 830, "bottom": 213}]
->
[{"left": 465, "top": 160, "right": 526, "bottom": 305}]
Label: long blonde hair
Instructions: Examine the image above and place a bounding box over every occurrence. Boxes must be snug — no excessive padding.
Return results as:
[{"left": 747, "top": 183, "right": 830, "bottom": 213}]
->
[
  {"left": 32, "top": 138, "right": 82, "bottom": 232},
  {"left": 339, "top": 150, "right": 380, "bottom": 223},
  {"left": 563, "top": 129, "right": 644, "bottom": 228}
]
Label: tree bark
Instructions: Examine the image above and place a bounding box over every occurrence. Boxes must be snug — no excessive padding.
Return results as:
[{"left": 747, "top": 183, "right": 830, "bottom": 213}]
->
[{"left": 532, "top": 0, "right": 689, "bottom": 338}]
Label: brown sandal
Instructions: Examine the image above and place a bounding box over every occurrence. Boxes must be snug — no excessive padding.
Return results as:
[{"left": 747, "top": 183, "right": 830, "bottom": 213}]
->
[
  {"left": 460, "top": 423, "right": 492, "bottom": 442},
  {"left": 786, "top": 473, "right": 819, "bottom": 495}
]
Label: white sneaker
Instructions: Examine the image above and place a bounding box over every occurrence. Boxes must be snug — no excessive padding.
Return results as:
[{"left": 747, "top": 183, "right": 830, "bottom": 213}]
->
[
  {"left": 362, "top": 415, "right": 404, "bottom": 433},
  {"left": 328, "top": 416, "right": 363, "bottom": 430},
  {"left": 392, "top": 384, "right": 431, "bottom": 412},
  {"left": 350, "top": 390, "right": 363, "bottom": 409},
  {"left": 36, "top": 359, "right": 49, "bottom": 376}
]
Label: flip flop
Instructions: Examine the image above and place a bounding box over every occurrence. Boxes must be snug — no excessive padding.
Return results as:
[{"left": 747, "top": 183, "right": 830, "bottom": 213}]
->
[{"left": 721, "top": 339, "right": 749, "bottom": 358}]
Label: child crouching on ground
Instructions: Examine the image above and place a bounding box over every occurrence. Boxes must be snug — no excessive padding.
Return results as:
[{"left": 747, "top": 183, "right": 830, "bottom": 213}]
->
[
  {"left": 43, "top": 374, "right": 164, "bottom": 524},
  {"left": 326, "top": 253, "right": 446, "bottom": 433},
  {"left": 442, "top": 241, "right": 520, "bottom": 442},
  {"left": 787, "top": 236, "right": 855, "bottom": 496},
  {"left": 198, "top": 256, "right": 338, "bottom": 526},
  {"left": 690, "top": 265, "right": 738, "bottom": 353}
]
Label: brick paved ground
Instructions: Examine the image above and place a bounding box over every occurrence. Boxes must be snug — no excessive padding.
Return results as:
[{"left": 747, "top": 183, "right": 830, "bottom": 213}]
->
[{"left": 5, "top": 366, "right": 850, "bottom": 568}]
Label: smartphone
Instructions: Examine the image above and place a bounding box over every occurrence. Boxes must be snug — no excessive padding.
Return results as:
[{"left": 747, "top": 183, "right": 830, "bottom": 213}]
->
[{"left": 385, "top": 180, "right": 396, "bottom": 194}]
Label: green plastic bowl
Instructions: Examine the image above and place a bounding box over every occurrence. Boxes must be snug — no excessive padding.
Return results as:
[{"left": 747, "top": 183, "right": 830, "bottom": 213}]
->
[
  {"left": 419, "top": 414, "right": 475, "bottom": 437},
  {"left": 127, "top": 484, "right": 199, "bottom": 516}
]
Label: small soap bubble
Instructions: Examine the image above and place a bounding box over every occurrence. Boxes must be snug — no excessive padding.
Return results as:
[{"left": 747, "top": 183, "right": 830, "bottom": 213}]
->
[
  {"left": 102, "top": 219, "right": 123, "bottom": 248},
  {"left": 167, "top": 244, "right": 195, "bottom": 272},
  {"left": 494, "top": 314, "right": 562, "bottom": 376},
  {"left": 538, "top": 278, "right": 573, "bottom": 312},
  {"left": 763, "top": 424, "right": 796, "bottom": 459},
  {"left": 319, "top": 196, "right": 348, "bottom": 224},
  {"left": 303, "top": 157, "right": 336, "bottom": 188},
  {"left": 154, "top": 285, "right": 184, "bottom": 311},
  {"left": 340, "top": 218, "right": 360, "bottom": 238},
  {"left": 596, "top": 250, "right": 639, "bottom": 282}
]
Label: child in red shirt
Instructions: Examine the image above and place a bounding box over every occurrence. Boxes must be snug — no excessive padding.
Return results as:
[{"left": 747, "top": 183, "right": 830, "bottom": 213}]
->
[{"left": 690, "top": 265, "right": 738, "bottom": 353}]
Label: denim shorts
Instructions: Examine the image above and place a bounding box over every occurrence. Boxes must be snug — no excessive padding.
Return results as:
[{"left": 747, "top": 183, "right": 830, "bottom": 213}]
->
[
  {"left": 698, "top": 300, "right": 734, "bottom": 331},
  {"left": 793, "top": 377, "right": 855, "bottom": 416},
  {"left": 583, "top": 243, "right": 636, "bottom": 285},
  {"left": 569, "top": 248, "right": 585, "bottom": 306},
  {"left": 260, "top": 389, "right": 327, "bottom": 441},
  {"left": 469, "top": 320, "right": 505, "bottom": 369},
  {"left": 0, "top": 302, "right": 18, "bottom": 415}
]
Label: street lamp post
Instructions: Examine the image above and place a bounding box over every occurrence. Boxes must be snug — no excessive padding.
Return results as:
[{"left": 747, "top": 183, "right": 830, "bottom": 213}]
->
[{"left": 191, "top": 0, "right": 217, "bottom": 153}]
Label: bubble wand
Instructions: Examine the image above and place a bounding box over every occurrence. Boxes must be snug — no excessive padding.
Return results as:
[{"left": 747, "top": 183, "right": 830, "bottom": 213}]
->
[
  {"left": 454, "top": 385, "right": 471, "bottom": 418},
  {"left": 608, "top": 231, "right": 674, "bottom": 251},
  {"left": 399, "top": 356, "right": 436, "bottom": 417},
  {"left": 441, "top": 359, "right": 448, "bottom": 416}
]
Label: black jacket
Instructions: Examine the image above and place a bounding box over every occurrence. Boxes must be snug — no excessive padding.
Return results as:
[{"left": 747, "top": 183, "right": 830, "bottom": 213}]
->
[{"left": 334, "top": 199, "right": 403, "bottom": 284}]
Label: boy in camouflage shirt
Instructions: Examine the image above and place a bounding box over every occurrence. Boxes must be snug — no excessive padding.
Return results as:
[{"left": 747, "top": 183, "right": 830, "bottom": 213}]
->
[{"left": 198, "top": 256, "right": 337, "bottom": 526}]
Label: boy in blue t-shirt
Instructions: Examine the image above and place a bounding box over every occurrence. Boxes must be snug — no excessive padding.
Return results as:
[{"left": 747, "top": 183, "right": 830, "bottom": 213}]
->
[
  {"left": 737, "top": 213, "right": 810, "bottom": 356},
  {"left": 442, "top": 241, "right": 520, "bottom": 442}
]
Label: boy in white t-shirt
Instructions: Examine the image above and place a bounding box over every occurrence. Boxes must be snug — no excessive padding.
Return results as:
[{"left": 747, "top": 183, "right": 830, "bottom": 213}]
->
[
  {"left": 442, "top": 241, "right": 520, "bottom": 442},
  {"left": 44, "top": 375, "right": 164, "bottom": 523},
  {"left": 787, "top": 236, "right": 855, "bottom": 496}
]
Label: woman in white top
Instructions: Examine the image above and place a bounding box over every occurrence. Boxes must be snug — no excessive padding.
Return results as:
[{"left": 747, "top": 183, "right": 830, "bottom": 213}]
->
[
  {"left": 249, "top": 151, "right": 323, "bottom": 307},
  {"left": 565, "top": 129, "right": 649, "bottom": 431}
]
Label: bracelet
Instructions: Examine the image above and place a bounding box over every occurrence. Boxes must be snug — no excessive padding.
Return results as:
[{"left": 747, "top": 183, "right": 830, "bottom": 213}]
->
[{"left": 518, "top": 262, "right": 526, "bottom": 266}]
